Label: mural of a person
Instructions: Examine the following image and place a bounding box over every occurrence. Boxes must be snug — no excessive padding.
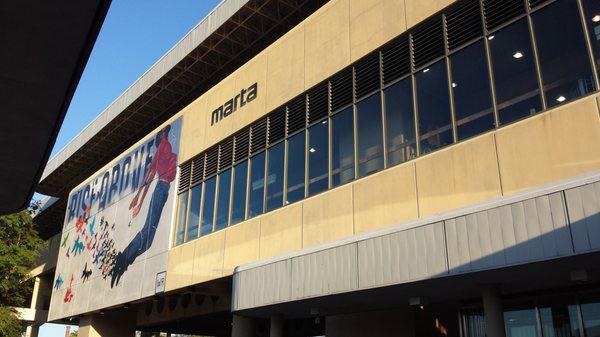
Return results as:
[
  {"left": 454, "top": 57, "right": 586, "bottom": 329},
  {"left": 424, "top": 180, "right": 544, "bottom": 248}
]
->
[{"left": 110, "top": 124, "right": 177, "bottom": 287}]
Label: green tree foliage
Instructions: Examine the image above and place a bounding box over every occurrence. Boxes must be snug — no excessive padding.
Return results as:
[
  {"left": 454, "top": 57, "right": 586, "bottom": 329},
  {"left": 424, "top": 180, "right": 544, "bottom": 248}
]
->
[{"left": 0, "top": 209, "right": 43, "bottom": 337}]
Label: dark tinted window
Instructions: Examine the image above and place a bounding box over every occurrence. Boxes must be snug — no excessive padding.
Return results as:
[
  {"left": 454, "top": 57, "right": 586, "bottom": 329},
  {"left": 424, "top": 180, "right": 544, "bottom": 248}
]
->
[
  {"left": 175, "top": 192, "right": 188, "bottom": 245},
  {"left": 308, "top": 121, "right": 329, "bottom": 196},
  {"left": 266, "top": 142, "right": 285, "bottom": 211},
  {"left": 450, "top": 41, "right": 495, "bottom": 140},
  {"left": 186, "top": 184, "right": 201, "bottom": 241},
  {"left": 384, "top": 78, "right": 416, "bottom": 166},
  {"left": 582, "top": 0, "right": 600, "bottom": 80},
  {"left": 200, "top": 177, "right": 216, "bottom": 236},
  {"left": 356, "top": 93, "right": 384, "bottom": 177},
  {"left": 533, "top": 0, "right": 595, "bottom": 108},
  {"left": 230, "top": 161, "right": 248, "bottom": 225},
  {"left": 248, "top": 152, "right": 265, "bottom": 218},
  {"left": 416, "top": 59, "right": 453, "bottom": 154},
  {"left": 331, "top": 108, "right": 355, "bottom": 187},
  {"left": 489, "top": 19, "right": 542, "bottom": 125},
  {"left": 214, "top": 169, "right": 232, "bottom": 231},
  {"left": 286, "top": 131, "right": 305, "bottom": 204}
]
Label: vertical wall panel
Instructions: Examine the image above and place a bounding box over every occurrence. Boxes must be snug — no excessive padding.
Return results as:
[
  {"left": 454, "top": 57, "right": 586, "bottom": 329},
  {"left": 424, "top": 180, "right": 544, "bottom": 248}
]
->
[
  {"left": 357, "top": 222, "right": 447, "bottom": 288},
  {"left": 565, "top": 182, "right": 600, "bottom": 252},
  {"left": 291, "top": 244, "right": 358, "bottom": 299}
]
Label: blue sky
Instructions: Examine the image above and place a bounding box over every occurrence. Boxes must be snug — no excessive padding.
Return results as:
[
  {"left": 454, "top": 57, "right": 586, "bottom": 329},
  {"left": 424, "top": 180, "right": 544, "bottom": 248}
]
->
[{"left": 39, "top": 1, "right": 219, "bottom": 335}]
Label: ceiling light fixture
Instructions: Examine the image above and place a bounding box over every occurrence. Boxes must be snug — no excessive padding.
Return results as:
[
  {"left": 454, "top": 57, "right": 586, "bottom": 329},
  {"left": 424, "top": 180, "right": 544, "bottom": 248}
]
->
[
  {"left": 593, "top": 15, "right": 600, "bottom": 23},
  {"left": 309, "top": 148, "right": 316, "bottom": 153},
  {"left": 513, "top": 51, "right": 524, "bottom": 59},
  {"left": 488, "top": 35, "right": 495, "bottom": 40},
  {"left": 423, "top": 68, "right": 430, "bottom": 73},
  {"left": 556, "top": 96, "right": 566, "bottom": 103},
  {"left": 452, "top": 83, "right": 458, "bottom": 88}
]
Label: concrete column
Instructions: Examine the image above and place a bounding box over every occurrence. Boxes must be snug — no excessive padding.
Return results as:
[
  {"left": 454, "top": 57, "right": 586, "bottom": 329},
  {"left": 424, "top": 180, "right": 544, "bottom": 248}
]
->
[
  {"left": 29, "top": 277, "right": 41, "bottom": 309},
  {"left": 270, "top": 315, "right": 283, "bottom": 337},
  {"left": 24, "top": 324, "right": 39, "bottom": 337},
  {"left": 482, "top": 285, "right": 506, "bottom": 337},
  {"left": 77, "top": 313, "right": 136, "bottom": 337},
  {"left": 232, "top": 315, "right": 255, "bottom": 337}
]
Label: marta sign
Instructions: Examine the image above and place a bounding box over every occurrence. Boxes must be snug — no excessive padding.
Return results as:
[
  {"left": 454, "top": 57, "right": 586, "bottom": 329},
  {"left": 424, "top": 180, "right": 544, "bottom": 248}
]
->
[{"left": 211, "top": 83, "right": 258, "bottom": 126}]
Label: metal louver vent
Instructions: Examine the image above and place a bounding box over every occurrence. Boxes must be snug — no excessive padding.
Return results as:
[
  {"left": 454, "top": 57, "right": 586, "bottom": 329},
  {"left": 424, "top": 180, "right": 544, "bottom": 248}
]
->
[
  {"left": 446, "top": 0, "right": 484, "bottom": 50},
  {"left": 483, "top": 0, "right": 525, "bottom": 31},
  {"left": 411, "top": 17, "right": 445, "bottom": 69},
  {"left": 287, "top": 95, "right": 306, "bottom": 135},
  {"left": 234, "top": 128, "right": 249, "bottom": 163},
  {"left": 250, "top": 118, "right": 267, "bottom": 155},
  {"left": 307, "top": 83, "right": 328, "bottom": 124},
  {"left": 205, "top": 146, "right": 218, "bottom": 177},
  {"left": 190, "top": 155, "right": 204, "bottom": 186},
  {"left": 330, "top": 68, "right": 353, "bottom": 111},
  {"left": 268, "top": 108, "right": 286, "bottom": 145},
  {"left": 218, "top": 137, "right": 233, "bottom": 172},
  {"left": 178, "top": 161, "right": 192, "bottom": 193},
  {"left": 354, "top": 51, "right": 381, "bottom": 99},
  {"left": 381, "top": 36, "right": 411, "bottom": 85}
]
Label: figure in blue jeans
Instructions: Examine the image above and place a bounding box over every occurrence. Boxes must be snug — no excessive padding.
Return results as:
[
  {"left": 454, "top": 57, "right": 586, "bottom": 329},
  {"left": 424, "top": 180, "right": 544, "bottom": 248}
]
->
[{"left": 110, "top": 125, "right": 177, "bottom": 287}]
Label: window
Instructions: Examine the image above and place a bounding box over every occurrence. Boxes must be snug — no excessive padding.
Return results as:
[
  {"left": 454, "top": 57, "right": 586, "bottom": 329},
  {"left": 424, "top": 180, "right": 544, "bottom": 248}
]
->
[
  {"left": 174, "top": 192, "right": 188, "bottom": 245},
  {"left": 286, "top": 131, "right": 305, "bottom": 204},
  {"left": 489, "top": 19, "right": 542, "bottom": 125},
  {"left": 266, "top": 142, "right": 284, "bottom": 211},
  {"left": 200, "top": 177, "right": 216, "bottom": 236},
  {"left": 308, "top": 121, "right": 328, "bottom": 196},
  {"left": 186, "top": 184, "right": 201, "bottom": 241},
  {"left": 450, "top": 41, "right": 495, "bottom": 140},
  {"left": 582, "top": 0, "right": 600, "bottom": 80},
  {"left": 416, "top": 59, "right": 453, "bottom": 154},
  {"left": 581, "top": 292, "right": 600, "bottom": 337},
  {"left": 533, "top": 0, "right": 595, "bottom": 108},
  {"left": 331, "top": 107, "right": 355, "bottom": 187},
  {"left": 384, "top": 78, "right": 416, "bottom": 167},
  {"left": 248, "top": 152, "right": 265, "bottom": 218},
  {"left": 356, "top": 93, "right": 384, "bottom": 177},
  {"left": 539, "top": 296, "right": 580, "bottom": 337},
  {"left": 504, "top": 303, "right": 539, "bottom": 337},
  {"left": 230, "top": 161, "right": 248, "bottom": 225},
  {"left": 214, "top": 169, "right": 232, "bottom": 231}
]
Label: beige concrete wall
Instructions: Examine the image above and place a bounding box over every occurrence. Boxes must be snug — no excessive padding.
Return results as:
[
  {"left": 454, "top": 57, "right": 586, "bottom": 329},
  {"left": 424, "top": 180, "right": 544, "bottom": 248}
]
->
[
  {"left": 166, "top": 94, "right": 600, "bottom": 292},
  {"left": 177, "top": 0, "right": 463, "bottom": 163}
]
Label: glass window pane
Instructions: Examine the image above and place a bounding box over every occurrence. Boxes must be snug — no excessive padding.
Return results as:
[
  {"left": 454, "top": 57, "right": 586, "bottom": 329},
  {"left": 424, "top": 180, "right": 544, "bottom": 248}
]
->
[
  {"left": 186, "top": 185, "right": 201, "bottom": 241},
  {"left": 533, "top": 0, "right": 595, "bottom": 108},
  {"left": 539, "top": 296, "right": 580, "bottom": 337},
  {"left": 384, "top": 78, "right": 416, "bottom": 166},
  {"left": 416, "top": 59, "right": 454, "bottom": 154},
  {"left": 308, "top": 121, "right": 329, "bottom": 196},
  {"left": 248, "top": 152, "right": 266, "bottom": 218},
  {"left": 266, "top": 142, "right": 285, "bottom": 211},
  {"left": 489, "top": 19, "right": 542, "bottom": 125},
  {"left": 230, "top": 161, "right": 248, "bottom": 225},
  {"left": 331, "top": 107, "right": 355, "bottom": 187},
  {"left": 450, "top": 41, "right": 495, "bottom": 140},
  {"left": 581, "top": 291, "right": 600, "bottom": 337},
  {"left": 583, "top": 0, "right": 600, "bottom": 79},
  {"left": 504, "top": 304, "right": 539, "bottom": 337},
  {"left": 286, "top": 131, "right": 305, "bottom": 204},
  {"left": 357, "top": 93, "right": 384, "bottom": 177},
  {"left": 174, "top": 192, "right": 188, "bottom": 245},
  {"left": 200, "top": 178, "right": 216, "bottom": 236},
  {"left": 215, "top": 169, "right": 232, "bottom": 231}
]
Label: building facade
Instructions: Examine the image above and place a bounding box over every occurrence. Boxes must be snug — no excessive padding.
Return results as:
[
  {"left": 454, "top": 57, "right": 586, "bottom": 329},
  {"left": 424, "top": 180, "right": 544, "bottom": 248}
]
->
[{"left": 31, "top": 0, "right": 600, "bottom": 336}]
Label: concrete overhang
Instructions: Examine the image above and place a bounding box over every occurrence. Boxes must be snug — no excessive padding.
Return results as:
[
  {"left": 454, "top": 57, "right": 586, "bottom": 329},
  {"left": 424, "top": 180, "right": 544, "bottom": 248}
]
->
[
  {"left": 0, "top": 1, "right": 111, "bottom": 215},
  {"left": 34, "top": 0, "right": 328, "bottom": 239}
]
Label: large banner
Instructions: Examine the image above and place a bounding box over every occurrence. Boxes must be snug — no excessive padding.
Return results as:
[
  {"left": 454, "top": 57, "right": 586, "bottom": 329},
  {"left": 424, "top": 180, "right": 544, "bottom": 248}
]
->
[{"left": 49, "top": 118, "right": 182, "bottom": 320}]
